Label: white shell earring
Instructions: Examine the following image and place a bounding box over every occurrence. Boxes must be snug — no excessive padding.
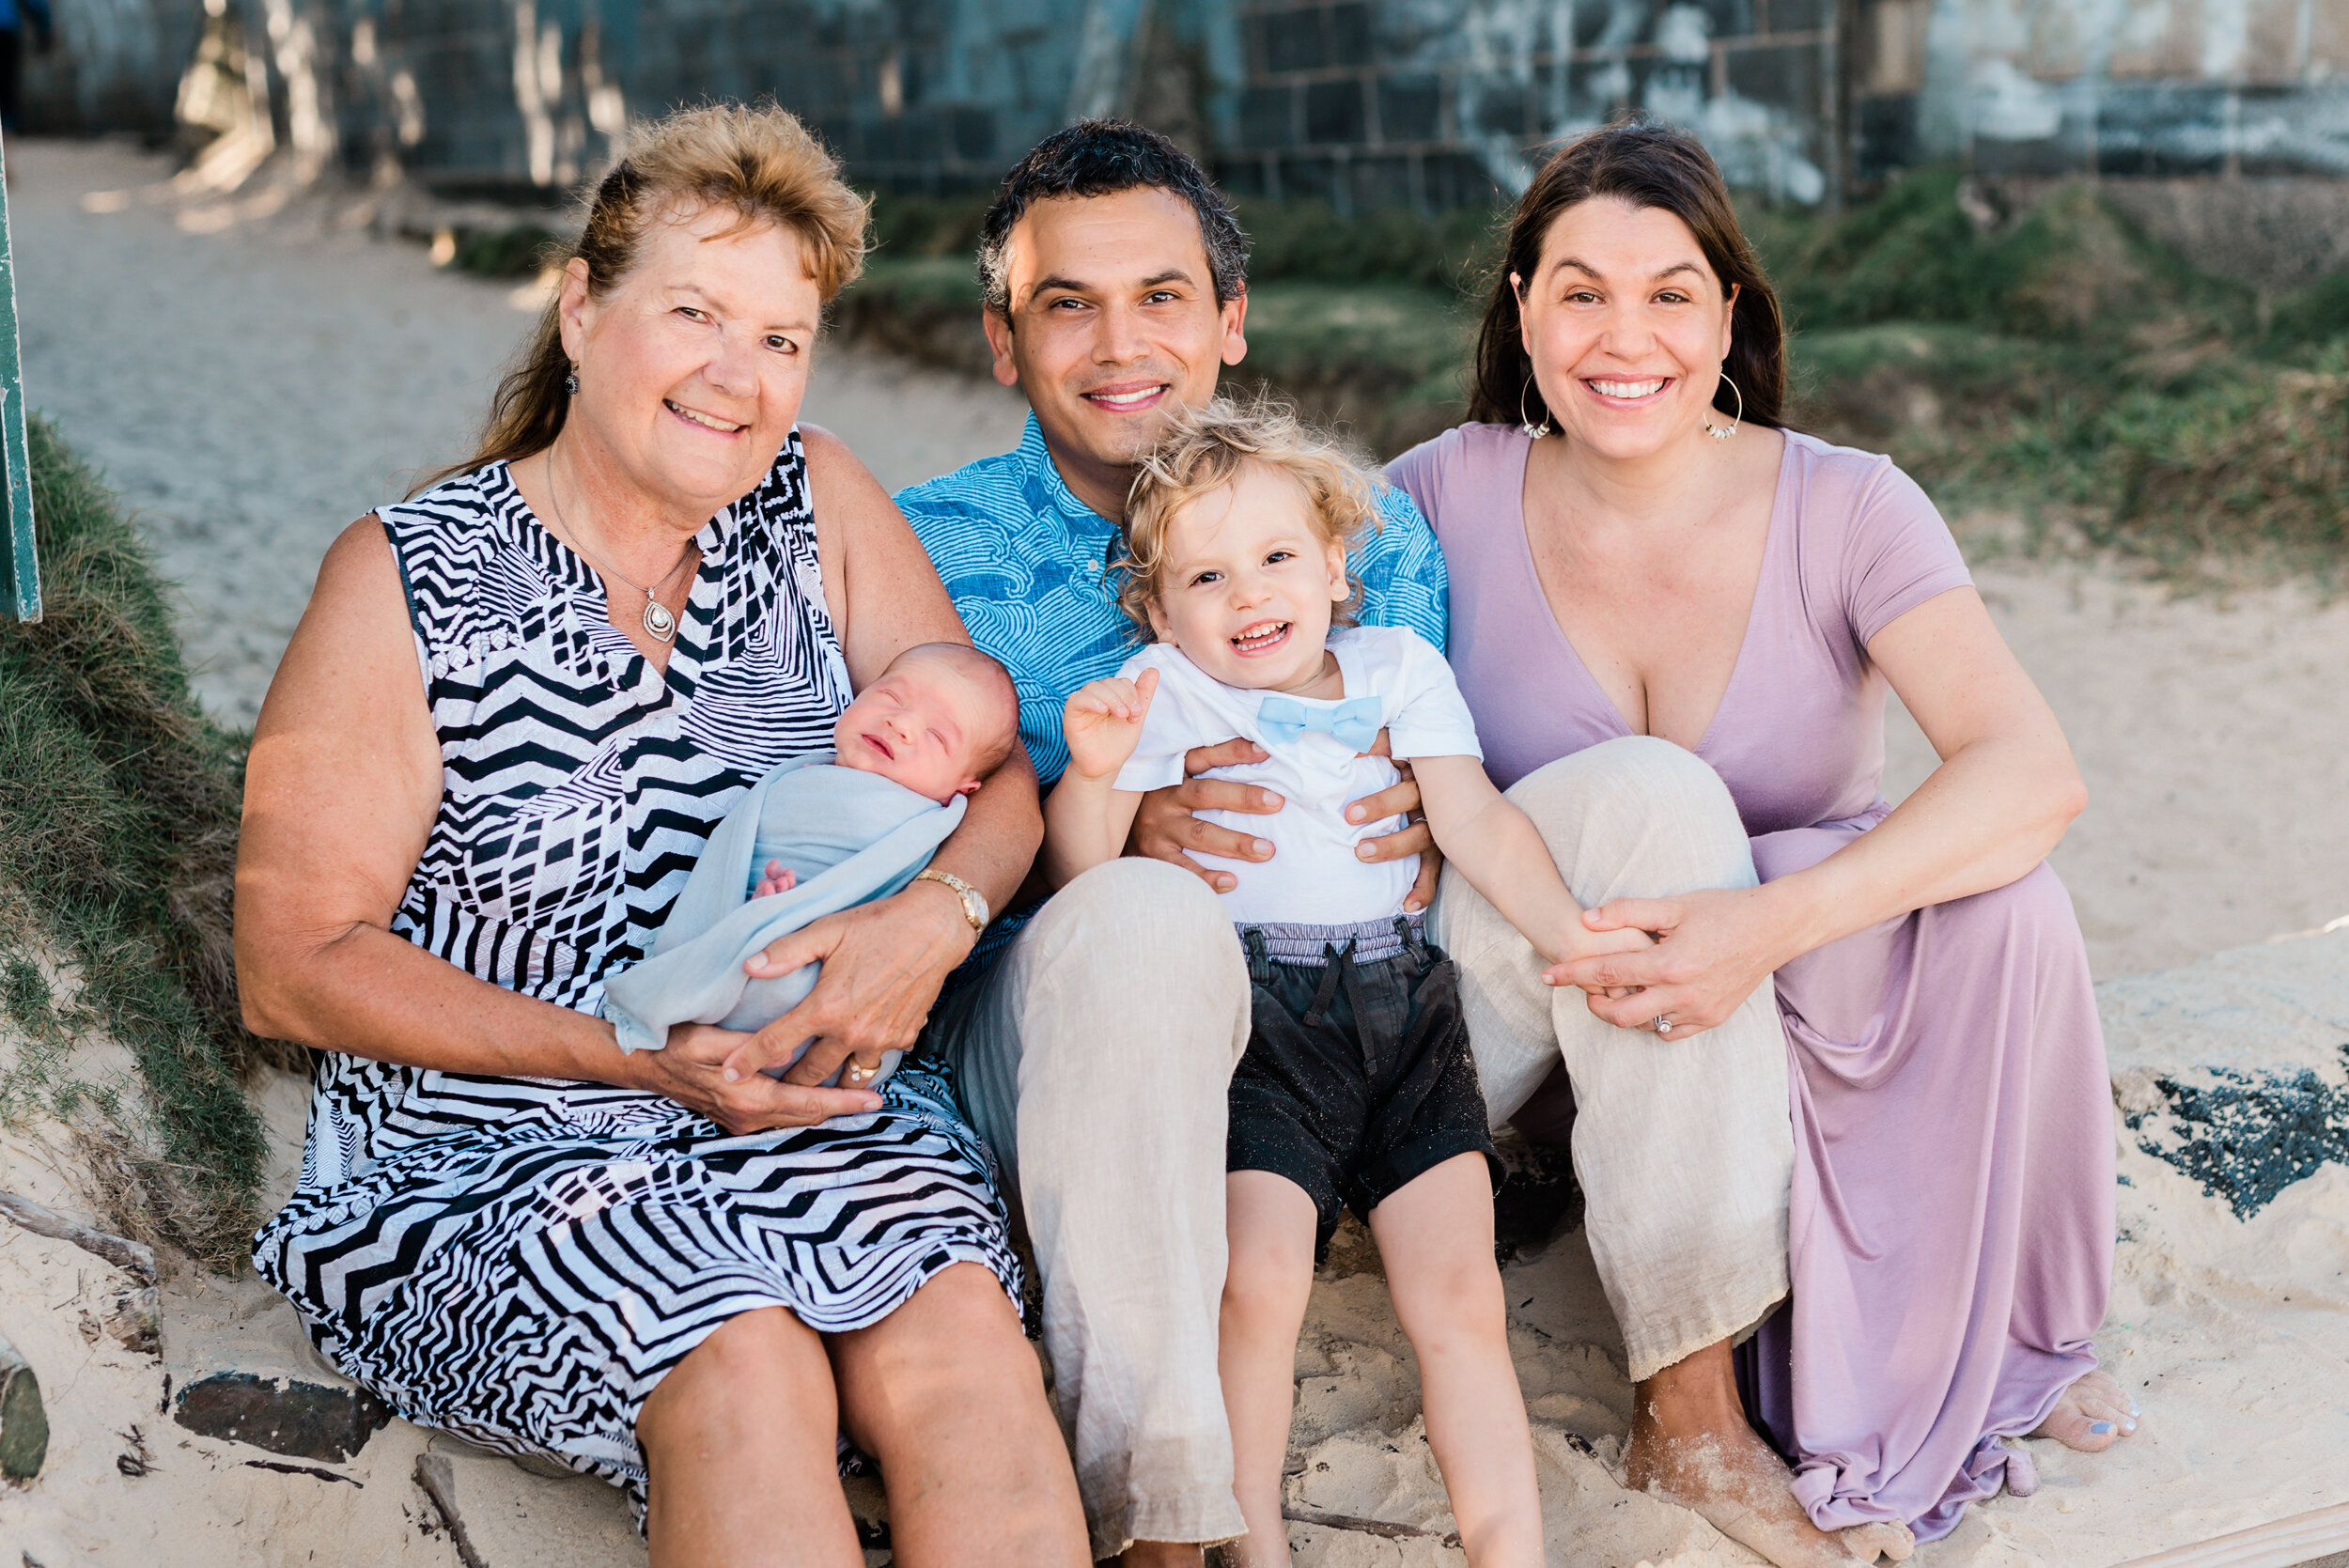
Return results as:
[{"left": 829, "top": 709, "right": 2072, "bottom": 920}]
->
[
  {"left": 1703, "top": 372, "right": 1743, "bottom": 441},
  {"left": 1519, "top": 372, "right": 1552, "bottom": 441}
]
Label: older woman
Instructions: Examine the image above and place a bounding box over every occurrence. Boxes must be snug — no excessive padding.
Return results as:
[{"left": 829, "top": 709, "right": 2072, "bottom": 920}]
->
[
  {"left": 234, "top": 106, "right": 1088, "bottom": 1567},
  {"left": 1387, "top": 123, "right": 2132, "bottom": 1566}
]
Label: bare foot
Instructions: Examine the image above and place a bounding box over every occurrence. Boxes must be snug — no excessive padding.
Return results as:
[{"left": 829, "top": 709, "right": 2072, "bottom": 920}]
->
[
  {"left": 1625, "top": 1341, "right": 1875, "bottom": 1568},
  {"left": 1626, "top": 1420, "right": 1880, "bottom": 1567},
  {"left": 1840, "top": 1519, "right": 1916, "bottom": 1562},
  {"left": 2028, "top": 1366, "right": 2139, "bottom": 1452},
  {"left": 1119, "top": 1542, "right": 1204, "bottom": 1567}
]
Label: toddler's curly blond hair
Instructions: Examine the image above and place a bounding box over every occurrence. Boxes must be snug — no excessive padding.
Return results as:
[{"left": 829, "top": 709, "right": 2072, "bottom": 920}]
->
[{"left": 1115, "top": 397, "right": 1385, "bottom": 639}]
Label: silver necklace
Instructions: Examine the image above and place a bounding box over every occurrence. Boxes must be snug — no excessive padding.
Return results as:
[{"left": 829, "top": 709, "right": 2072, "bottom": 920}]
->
[{"left": 545, "top": 459, "right": 692, "bottom": 644}]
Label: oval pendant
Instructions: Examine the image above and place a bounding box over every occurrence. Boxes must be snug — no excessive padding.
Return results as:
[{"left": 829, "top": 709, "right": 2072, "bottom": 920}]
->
[{"left": 643, "top": 598, "right": 677, "bottom": 644}]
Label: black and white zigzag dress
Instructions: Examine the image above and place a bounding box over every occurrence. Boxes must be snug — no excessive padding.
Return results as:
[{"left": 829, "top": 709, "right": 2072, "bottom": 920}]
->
[{"left": 252, "top": 436, "right": 1019, "bottom": 1513}]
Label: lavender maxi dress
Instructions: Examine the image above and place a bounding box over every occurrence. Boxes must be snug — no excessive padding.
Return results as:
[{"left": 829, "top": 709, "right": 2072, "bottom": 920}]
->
[{"left": 1388, "top": 424, "right": 2114, "bottom": 1540}]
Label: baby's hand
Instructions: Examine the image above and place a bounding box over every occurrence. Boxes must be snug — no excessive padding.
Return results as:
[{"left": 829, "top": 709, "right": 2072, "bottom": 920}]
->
[
  {"left": 754, "top": 861, "right": 798, "bottom": 898},
  {"left": 1062, "top": 668, "right": 1159, "bottom": 783}
]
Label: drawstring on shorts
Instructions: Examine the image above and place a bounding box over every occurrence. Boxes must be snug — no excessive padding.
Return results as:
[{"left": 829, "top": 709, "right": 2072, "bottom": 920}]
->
[{"left": 1240, "top": 915, "right": 1425, "bottom": 1029}]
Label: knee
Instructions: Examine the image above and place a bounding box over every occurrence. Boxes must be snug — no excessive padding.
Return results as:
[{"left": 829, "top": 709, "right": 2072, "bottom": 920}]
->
[
  {"left": 682, "top": 1305, "right": 817, "bottom": 1380},
  {"left": 1053, "top": 857, "right": 1229, "bottom": 941},
  {"left": 857, "top": 1265, "right": 1033, "bottom": 1391},
  {"left": 641, "top": 1306, "right": 825, "bottom": 1443},
  {"left": 1977, "top": 861, "right": 2077, "bottom": 931},
  {"left": 1516, "top": 736, "right": 1733, "bottom": 827},
  {"left": 1952, "top": 862, "right": 2089, "bottom": 974},
  {"left": 1033, "top": 858, "right": 1246, "bottom": 1001},
  {"left": 1221, "top": 1245, "right": 1315, "bottom": 1329},
  {"left": 1388, "top": 1255, "right": 1505, "bottom": 1347},
  {"left": 1507, "top": 737, "right": 1750, "bottom": 887}
]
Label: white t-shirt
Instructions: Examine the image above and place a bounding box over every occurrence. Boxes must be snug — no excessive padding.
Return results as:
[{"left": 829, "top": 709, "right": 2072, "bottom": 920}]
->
[{"left": 1112, "top": 625, "right": 1484, "bottom": 926}]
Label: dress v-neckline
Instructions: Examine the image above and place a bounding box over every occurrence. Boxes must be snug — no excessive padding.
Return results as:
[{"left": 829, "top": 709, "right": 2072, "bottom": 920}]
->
[
  {"left": 496, "top": 459, "right": 721, "bottom": 702},
  {"left": 1508, "top": 432, "right": 1793, "bottom": 758}
]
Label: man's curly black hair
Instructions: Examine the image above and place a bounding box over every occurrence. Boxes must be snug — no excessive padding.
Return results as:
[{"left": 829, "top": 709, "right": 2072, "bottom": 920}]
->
[{"left": 976, "top": 118, "right": 1250, "bottom": 317}]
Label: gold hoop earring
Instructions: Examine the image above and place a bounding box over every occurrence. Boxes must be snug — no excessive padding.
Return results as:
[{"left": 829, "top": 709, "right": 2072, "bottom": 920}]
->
[
  {"left": 1703, "top": 372, "right": 1743, "bottom": 441},
  {"left": 1519, "top": 373, "right": 1552, "bottom": 441}
]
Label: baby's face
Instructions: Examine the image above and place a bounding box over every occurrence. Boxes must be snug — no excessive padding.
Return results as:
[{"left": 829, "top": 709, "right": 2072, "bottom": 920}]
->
[
  {"left": 833, "top": 660, "right": 993, "bottom": 803},
  {"left": 1145, "top": 460, "right": 1350, "bottom": 691}
]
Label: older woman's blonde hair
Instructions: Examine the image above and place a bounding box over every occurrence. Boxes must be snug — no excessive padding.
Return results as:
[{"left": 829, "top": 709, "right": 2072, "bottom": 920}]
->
[
  {"left": 451, "top": 102, "right": 868, "bottom": 477},
  {"left": 1116, "top": 397, "right": 1384, "bottom": 638}
]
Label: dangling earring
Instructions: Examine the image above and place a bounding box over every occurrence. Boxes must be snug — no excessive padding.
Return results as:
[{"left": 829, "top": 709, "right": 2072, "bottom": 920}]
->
[
  {"left": 1703, "top": 372, "right": 1743, "bottom": 441},
  {"left": 564, "top": 365, "right": 581, "bottom": 397},
  {"left": 1518, "top": 373, "right": 1552, "bottom": 441}
]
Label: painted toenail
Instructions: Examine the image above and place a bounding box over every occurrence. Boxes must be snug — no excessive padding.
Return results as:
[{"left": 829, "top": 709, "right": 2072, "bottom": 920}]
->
[{"left": 2090, "top": 1421, "right": 2114, "bottom": 1435}]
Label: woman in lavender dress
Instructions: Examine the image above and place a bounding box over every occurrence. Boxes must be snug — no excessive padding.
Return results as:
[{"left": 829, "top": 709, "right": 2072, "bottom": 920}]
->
[{"left": 1387, "top": 123, "right": 2134, "bottom": 1566}]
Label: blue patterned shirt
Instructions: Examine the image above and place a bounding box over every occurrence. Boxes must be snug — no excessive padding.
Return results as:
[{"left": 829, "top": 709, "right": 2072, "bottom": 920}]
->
[{"left": 898, "top": 414, "right": 1450, "bottom": 790}]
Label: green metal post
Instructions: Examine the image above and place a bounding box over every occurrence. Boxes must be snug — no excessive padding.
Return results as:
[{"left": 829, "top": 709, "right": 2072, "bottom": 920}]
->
[{"left": 0, "top": 135, "right": 40, "bottom": 623}]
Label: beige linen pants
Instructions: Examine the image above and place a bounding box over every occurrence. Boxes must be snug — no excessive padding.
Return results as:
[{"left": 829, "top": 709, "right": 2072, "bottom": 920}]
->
[
  {"left": 1429, "top": 735, "right": 1795, "bottom": 1381},
  {"left": 934, "top": 738, "right": 1792, "bottom": 1553},
  {"left": 934, "top": 858, "right": 1253, "bottom": 1559}
]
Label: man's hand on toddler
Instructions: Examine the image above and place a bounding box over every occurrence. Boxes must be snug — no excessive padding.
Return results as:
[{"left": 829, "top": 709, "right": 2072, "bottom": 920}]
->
[
  {"left": 1130, "top": 729, "right": 1439, "bottom": 907},
  {"left": 1129, "top": 737, "right": 1280, "bottom": 891},
  {"left": 1343, "top": 746, "right": 1441, "bottom": 913}
]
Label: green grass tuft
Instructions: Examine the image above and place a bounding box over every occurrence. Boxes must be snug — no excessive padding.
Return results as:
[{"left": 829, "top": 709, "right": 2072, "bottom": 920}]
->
[
  {"left": 1759, "top": 172, "right": 2342, "bottom": 576},
  {"left": 0, "top": 418, "right": 267, "bottom": 1265}
]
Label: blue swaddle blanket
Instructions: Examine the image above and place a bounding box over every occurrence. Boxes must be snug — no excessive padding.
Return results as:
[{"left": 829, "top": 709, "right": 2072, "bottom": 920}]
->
[{"left": 601, "top": 754, "right": 965, "bottom": 1088}]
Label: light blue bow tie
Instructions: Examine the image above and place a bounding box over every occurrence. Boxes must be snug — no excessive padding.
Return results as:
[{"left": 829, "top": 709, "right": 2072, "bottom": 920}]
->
[{"left": 1257, "top": 693, "right": 1383, "bottom": 752}]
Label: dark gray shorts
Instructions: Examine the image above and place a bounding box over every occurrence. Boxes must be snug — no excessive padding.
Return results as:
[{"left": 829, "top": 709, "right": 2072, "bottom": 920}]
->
[{"left": 1228, "top": 915, "right": 1501, "bottom": 1260}]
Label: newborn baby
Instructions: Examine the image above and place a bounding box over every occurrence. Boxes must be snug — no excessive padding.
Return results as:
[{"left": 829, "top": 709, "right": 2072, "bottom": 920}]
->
[
  {"left": 752, "top": 640, "right": 1018, "bottom": 896},
  {"left": 601, "top": 642, "right": 1019, "bottom": 1088}
]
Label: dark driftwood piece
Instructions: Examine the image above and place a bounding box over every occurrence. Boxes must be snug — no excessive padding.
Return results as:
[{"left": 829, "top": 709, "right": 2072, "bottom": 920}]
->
[
  {"left": 0, "top": 1191, "right": 163, "bottom": 1353},
  {"left": 0, "top": 1327, "right": 47, "bottom": 1482},
  {"left": 0, "top": 1191, "right": 158, "bottom": 1283},
  {"left": 413, "top": 1452, "right": 490, "bottom": 1568},
  {"left": 1284, "top": 1505, "right": 1464, "bottom": 1547}
]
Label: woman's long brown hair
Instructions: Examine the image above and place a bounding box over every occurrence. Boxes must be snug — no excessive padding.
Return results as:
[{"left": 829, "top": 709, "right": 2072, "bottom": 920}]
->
[{"left": 1468, "top": 117, "right": 1787, "bottom": 432}]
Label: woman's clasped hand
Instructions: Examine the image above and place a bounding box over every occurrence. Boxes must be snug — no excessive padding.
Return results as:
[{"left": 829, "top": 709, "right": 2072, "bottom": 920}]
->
[{"left": 1545, "top": 886, "right": 1786, "bottom": 1039}]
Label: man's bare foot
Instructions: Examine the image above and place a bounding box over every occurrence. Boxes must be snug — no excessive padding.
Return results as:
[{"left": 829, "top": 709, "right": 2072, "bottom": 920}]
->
[
  {"left": 2028, "top": 1366, "right": 2139, "bottom": 1452},
  {"left": 1626, "top": 1421, "right": 1885, "bottom": 1566},
  {"left": 1624, "top": 1340, "right": 1878, "bottom": 1568},
  {"left": 1118, "top": 1541, "right": 1204, "bottom": 1567}
]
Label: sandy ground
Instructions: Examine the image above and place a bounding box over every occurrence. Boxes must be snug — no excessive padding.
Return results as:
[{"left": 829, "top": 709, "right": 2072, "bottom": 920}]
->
[
  {"left": 5, "top": 138, "right": 2348, "bottom": 1567},
  {"left": 8, "top": 933, "right": 2347, "bottom": 1568}
]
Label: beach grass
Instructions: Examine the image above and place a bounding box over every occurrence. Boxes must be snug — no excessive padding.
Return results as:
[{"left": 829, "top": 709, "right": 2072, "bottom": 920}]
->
[{"left": 0, "top": 418, "right": 266, "bottom": 1265}]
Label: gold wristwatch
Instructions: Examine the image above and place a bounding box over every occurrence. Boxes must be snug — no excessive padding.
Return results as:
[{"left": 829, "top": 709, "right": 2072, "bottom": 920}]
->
[{"left": 913, "top": 868, "right": 989, "bottom": 933}]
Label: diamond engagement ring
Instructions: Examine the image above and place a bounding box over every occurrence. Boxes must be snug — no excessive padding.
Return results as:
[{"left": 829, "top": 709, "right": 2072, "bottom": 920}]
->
[
  {"left": 844, "top": 1061, "right": 875, "bottom": 1084},
  {"left": 1654, "top": 1016, "right": 1674, "bottom": 1034}
]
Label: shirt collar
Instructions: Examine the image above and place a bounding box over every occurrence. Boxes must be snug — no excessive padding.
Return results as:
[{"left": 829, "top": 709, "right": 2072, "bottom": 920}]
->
[{"left": 1019, "top": 413, "right": 1118, "bottom": 538}]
